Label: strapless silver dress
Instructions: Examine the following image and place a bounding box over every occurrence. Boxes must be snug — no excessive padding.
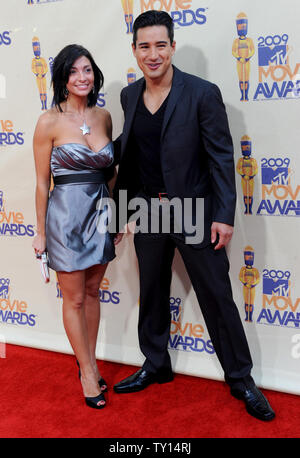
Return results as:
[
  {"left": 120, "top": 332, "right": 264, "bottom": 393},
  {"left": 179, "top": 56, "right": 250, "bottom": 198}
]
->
[{"left": 46, "top": 142, "right": 115, "bottom": 272}]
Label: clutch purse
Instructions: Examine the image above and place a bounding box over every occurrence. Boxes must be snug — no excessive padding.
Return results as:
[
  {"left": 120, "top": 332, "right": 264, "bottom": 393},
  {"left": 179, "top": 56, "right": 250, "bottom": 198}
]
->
[{"left": 36, "top": 252, "right": 50, "bottom": 283}]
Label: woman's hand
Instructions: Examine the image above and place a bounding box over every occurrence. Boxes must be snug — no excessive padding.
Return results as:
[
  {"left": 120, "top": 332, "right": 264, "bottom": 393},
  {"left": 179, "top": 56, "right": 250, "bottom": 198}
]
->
[{"left": 32, "top": 233, "right": 46, "bottom": 257}]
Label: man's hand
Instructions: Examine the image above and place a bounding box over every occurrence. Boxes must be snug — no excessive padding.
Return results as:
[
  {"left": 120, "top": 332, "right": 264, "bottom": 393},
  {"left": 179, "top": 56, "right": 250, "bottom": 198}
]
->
[{"left": 211, "top": 222, "right": 234, "bottom": 250}]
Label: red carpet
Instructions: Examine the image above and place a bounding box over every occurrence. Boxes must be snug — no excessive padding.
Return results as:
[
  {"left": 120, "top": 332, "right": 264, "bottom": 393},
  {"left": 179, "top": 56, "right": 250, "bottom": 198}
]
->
[{"left": 0, "top": 344, "right": 299, "bottom": 439}]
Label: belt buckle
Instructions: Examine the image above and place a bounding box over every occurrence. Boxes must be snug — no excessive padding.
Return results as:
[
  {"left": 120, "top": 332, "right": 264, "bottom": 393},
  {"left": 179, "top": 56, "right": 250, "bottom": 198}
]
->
[{"left": 159, "top": 192, "right": 168, "bottom": 202}]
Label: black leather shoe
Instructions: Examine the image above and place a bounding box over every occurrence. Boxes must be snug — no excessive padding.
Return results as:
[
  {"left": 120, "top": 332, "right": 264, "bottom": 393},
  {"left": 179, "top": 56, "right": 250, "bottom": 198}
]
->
[
  {"left": 231, "top": 385, "right": 275, "bottom": 421},
  {"left": 114, "top": 369, "right": 173, "bottom": 393}
]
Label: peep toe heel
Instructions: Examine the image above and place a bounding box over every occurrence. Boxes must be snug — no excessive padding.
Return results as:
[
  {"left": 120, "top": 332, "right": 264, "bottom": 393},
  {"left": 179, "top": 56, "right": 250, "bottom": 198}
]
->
[{"left": 85, "top": 392, "right": 106, "bottom": 409}]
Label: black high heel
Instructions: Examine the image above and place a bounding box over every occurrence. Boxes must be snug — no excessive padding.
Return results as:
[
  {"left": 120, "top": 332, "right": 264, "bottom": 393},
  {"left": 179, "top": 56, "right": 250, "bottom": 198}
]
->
[
  {"left": 85, "top": 392, "right": 106, "bottom": 410},
  {"left": 98, "top": 377, "right": 108, "bottom": 393},
  {"left": 76, "top": 360, "right": 108, "bottom": 392}
]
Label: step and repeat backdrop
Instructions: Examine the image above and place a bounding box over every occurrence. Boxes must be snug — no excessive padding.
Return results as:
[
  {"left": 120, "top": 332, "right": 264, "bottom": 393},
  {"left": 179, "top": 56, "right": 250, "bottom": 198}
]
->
[{"left": 1, "top": 0, "right": 300, "bottom": 394}]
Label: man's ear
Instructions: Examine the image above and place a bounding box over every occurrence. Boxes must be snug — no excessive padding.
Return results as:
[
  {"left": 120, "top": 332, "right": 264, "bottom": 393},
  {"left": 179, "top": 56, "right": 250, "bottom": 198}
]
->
[
  {"left": 171, "top": 40, "right": 176, "bottom": 56},
  {"left": 132, "top": 42, "right": 136, "bottom": 57}
]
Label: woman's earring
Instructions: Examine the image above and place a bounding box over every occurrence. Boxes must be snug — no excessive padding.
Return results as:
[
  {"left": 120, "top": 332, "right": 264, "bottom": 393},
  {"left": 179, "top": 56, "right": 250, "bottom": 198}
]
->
[{"left": 64, "top": 88, "right": 69, "bottom": 98}]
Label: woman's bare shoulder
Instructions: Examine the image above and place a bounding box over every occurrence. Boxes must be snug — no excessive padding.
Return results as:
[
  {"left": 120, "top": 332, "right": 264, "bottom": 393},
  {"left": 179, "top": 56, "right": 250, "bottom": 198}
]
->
[
  {"left": 35, "top": 107, "right": 60, "bottom": 129},
  {"left": 34, "top": 108, "right": 61, "bottom": 138},
  {"left": 93, "top": 106, "right": 111, "bottom": 120},
  {"left": 93, "top": 106, "right": 112, "bottom": 135}
]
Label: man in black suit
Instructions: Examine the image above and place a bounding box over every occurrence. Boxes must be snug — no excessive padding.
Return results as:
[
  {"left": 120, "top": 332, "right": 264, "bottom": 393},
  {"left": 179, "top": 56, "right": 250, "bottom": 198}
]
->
[{"left": 112, "top": 10, "right": 275, "bottom": 421}]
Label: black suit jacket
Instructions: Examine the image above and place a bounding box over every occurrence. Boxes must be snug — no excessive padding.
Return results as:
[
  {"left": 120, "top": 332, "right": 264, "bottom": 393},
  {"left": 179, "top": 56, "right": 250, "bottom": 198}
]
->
[{"left": 113, "top": 66, "right": 236, "bottom": 247}]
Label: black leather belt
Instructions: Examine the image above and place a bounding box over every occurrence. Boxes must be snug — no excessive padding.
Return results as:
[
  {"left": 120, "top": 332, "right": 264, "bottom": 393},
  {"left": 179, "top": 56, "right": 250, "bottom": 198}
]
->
[
  {"left": 142, "top": 185, "right": 169, "bottom": 201},
  {"left": 53, "top": 171, "right": 106, "bottom": 185}
]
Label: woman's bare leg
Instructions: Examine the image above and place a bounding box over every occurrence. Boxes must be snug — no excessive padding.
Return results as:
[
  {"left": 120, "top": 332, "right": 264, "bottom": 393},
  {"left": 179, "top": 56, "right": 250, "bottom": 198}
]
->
[
  {"left": 57, "top": 270, "right": 104, "bottom": 405},
  {"left": 83, "top": 263, "right": 108, "bottom": 381}
]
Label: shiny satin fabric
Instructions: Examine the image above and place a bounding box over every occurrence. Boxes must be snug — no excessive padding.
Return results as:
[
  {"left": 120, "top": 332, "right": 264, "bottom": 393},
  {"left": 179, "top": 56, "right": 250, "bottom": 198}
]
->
[{"left": 46, "top": 142, "right": 115, "bottom": 272}]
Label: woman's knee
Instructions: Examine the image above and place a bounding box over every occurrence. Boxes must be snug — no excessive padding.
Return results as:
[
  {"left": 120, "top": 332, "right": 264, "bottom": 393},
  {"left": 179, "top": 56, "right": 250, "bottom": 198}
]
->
[
  {"left": 63, "top": 293, "right": 85, "bottom": 311},
  {"left": 85, "top": 284, "right": 100, "bottom": 300}
]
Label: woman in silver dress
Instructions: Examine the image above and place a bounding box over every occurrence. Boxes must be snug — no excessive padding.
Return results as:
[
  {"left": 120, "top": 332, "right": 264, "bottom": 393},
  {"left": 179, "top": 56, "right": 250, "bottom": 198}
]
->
[{"left": 32, "top": 44, "right": 120, "bottom": 409}]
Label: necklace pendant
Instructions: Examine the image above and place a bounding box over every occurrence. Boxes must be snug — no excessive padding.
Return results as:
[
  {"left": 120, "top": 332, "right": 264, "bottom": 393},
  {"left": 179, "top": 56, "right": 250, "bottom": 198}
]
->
[{"left": 80, "top": 121, "right": 90, "bottom": 136}]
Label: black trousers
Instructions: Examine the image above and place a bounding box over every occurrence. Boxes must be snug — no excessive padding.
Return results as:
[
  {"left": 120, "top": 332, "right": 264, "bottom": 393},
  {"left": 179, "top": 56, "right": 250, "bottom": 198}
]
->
[{"left": 134, "top": 231, "right": 255, "bottom": 390}]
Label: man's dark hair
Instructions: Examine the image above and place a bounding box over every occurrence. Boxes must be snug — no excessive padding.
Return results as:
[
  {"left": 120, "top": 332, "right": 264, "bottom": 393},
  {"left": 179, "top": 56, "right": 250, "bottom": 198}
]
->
[
  {"left": 132, "top": 10, "right": 174, "bottom": 47},
  {"left": 51, "top": 44, "right": 104, "bottom": 112}
]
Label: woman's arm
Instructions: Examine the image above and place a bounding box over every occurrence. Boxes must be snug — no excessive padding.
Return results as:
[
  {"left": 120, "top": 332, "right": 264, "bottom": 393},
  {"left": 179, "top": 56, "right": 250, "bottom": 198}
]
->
[{"left": 32, "top": 113, "right": 53, "bottom": 255}]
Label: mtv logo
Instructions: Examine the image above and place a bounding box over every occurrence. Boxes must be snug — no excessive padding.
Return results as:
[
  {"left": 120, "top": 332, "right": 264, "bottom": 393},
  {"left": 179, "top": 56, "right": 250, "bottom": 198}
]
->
[
  {"left": 170, "top": 304, "right": 182, "bottom": 323},
  {"left": 258, "top": 45, "right": 288, "bottom": 66},
  {"left": 261, "top": 166, "right": 289, "bottom": 185},
  {"left": 0, "top": 278, "right": 10, "bottom": 299},
  {"left": 263, "top": 278, "right": 289, "bottom": 297}
]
